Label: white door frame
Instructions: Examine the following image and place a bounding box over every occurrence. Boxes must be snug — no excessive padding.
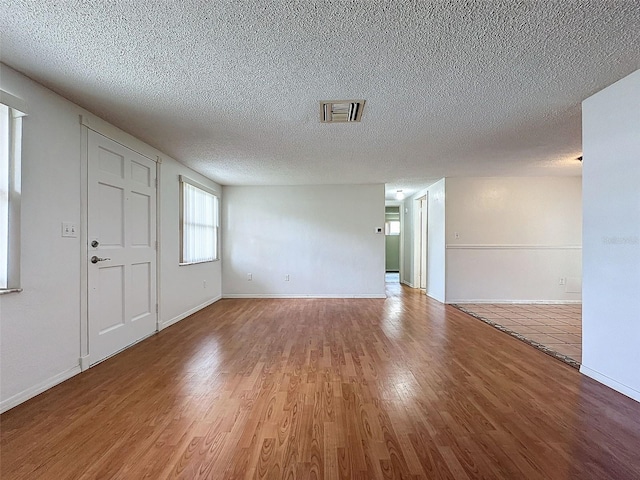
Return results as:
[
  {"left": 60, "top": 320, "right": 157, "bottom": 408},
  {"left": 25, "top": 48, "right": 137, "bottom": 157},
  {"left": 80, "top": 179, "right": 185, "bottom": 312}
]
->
[
  {"left": 414, "top": 195, "right": 428, "bottom": 290},
  {"left": 385, "top": 201, "right": 404, "bottom": 282},
  {"left": 79, "top": 114, "right": 162, "bottom": 370}
]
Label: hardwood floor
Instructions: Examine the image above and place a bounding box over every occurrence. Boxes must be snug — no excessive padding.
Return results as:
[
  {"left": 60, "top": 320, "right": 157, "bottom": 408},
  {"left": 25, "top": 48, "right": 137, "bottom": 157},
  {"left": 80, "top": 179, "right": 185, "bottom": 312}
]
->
[{"left": 2, "top": 284, "right": 640, "bottom": 479}]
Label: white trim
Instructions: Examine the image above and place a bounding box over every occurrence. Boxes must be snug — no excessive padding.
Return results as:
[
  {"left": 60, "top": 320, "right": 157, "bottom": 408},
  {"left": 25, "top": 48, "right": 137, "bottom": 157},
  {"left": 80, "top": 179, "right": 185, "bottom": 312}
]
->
[
  {"left": 222, "top": 294, "right": 387, "bottom": 299},
  {"left": 159, "top": 295, "right": 222, "bottom": 330},
  {"left": 0, "top": 366, "right": 81, "bottom": 414},
  {"left": 0, "top": 89, "right": 28, "bottom": 114},
  {"left": 179, "top": 175, "right": 220, "bottom": 196},
  {"left": 80, "top": 355, "right": 91, "bottom": 371},
  {"left": 447, "top": 299, "right": 582, "bottom": 304},
  {"left": 80, "top": 114, "right": 160, "bottom": 162},
  {"left": 426, "top": 292, "right": 444, "bottom": 303},
  {"left": 401, "top": 280, "right": 415, "bottom": 288},
  {"left": 446, "top": 244, "right": 582, "bottom": 250},
  {"left": 80, "top": 126, "right": 89, "bottom": 362},
  {"left": 580, "top": 365, "right": 640, "bottom": 403},
  {"left": 156, "top": 161, "right": 162, "bottom": 331},
  {"left": 0, "top": 288, "right": 22, "bottom": 295}
]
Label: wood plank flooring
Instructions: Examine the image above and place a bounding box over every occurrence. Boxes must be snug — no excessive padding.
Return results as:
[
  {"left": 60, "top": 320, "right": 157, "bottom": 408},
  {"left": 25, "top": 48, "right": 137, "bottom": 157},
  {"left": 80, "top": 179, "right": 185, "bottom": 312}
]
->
[{"left": 2, "top": 283, "right": 640, "bottom": 479}]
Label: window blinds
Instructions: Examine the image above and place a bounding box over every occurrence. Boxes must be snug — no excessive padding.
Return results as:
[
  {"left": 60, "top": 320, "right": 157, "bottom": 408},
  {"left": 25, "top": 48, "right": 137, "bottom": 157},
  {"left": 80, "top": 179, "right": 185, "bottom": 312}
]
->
[{"left": 181, "top": 179, "right": 218, "bottom": 264}]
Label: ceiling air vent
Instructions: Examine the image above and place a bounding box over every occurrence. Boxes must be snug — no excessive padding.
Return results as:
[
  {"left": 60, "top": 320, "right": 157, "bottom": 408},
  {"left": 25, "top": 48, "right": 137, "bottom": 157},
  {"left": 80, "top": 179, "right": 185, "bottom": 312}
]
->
[{"left": 320, "top": 100, "right": 365, "bottom": 123}]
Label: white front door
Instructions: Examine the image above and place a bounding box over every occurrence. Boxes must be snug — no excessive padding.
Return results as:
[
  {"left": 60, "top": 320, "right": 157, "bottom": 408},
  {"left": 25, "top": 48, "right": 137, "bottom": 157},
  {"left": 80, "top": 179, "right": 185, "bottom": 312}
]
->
[{"left": 88, "top": 131, "right": 157, "bottom": 365}]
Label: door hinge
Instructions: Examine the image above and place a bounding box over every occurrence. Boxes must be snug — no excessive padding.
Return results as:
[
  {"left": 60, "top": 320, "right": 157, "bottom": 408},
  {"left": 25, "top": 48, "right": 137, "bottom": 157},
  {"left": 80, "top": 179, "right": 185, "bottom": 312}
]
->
[
  {"left": 155, "top": 178, "right": 158, "bottom": 188},
  {"left": 156, "top": 304, "right": 158, "bottom": 313},
  {"left": 155, "top": 240, "right": 158, "bottom": 250}
]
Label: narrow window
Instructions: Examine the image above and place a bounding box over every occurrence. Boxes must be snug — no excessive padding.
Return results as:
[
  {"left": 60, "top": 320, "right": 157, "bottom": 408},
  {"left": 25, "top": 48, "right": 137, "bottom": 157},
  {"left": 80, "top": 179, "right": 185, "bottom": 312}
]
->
[
  {"left": 180, "top": 176, "right": 219, "bottom": 264},
  {"left": 0, "top": 92, "right": 26, "bottom": 292}
]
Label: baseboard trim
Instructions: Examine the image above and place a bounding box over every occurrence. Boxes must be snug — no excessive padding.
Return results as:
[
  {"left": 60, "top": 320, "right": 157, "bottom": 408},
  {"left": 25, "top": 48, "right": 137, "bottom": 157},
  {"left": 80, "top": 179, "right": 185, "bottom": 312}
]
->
[
  {"left": 159, "top": 295, "right": 222, "bottom": 331},
  {"left": 400, "top": 281, "right": 415, "bottom": 288},
  {"left": 580, "top": 365, "right": 640, "bottom": 403},
  {"left": 80, "top": 355, "right": 90, "bottom": 371},
  {"left": 0, "top": 366, "right": 82, "bottom": 414},
  {"left": 445, "top": 299, "right": 582, "bottom": 305},
  {"left": 222, "top": 293, "right": 386, "bottom": 299},
  {"left": 446, "top": 244, "right": 582, "bottom": 250}
]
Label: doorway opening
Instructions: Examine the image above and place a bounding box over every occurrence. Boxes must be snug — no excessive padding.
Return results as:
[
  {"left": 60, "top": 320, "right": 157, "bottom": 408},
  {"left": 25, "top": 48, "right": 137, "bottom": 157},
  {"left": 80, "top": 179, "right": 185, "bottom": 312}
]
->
[{"left": 385, "top": 206, "right": 400, "bottom": 284}]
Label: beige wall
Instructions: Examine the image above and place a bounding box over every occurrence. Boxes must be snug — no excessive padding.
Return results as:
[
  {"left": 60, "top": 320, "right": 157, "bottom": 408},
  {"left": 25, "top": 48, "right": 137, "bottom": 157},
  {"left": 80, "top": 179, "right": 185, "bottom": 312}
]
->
[
  {"left": 445, "top": 177, "right": 582, "bottom": 303},
  {"left": 222, "top": 184, "right": 386, "bottom": 298}
]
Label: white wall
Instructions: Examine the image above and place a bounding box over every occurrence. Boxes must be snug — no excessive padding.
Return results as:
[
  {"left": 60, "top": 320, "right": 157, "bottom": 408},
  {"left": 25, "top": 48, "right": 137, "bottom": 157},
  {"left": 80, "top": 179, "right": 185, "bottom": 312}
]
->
[
  {"left": 445, "top": 177, "right": 582, "bottom": 303},
  {"left": 159, "top": 162, "right": 222, "bottom": 330},
  {"left": 581, "top": 69, "right": 640, "bottom": 402},
  {"left": 0, "top": 64, "right": 221, "bottom": 412},
  {"left": 0, "top": 64, "right": 83, "bottom": 412},
  {"left": 222, "top": 185, "right": 385, "bottom": 297}
]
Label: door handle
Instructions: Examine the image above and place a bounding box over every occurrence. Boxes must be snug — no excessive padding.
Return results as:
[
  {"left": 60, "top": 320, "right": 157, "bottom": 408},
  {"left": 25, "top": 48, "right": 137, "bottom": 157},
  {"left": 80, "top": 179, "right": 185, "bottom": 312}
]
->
[{"left": 91, "top": 256, "right": 111, "bottom": 264}]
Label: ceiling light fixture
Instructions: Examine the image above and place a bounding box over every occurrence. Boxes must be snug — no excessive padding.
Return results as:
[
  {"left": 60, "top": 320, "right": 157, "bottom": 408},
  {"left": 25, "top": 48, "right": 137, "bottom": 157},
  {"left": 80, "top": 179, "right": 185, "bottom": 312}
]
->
[
  {"left": 320, "top": 100, "right": 365, "bottom": 123},
  {"left": 395, "top": 190, "right": 405, "bottom": 200}
]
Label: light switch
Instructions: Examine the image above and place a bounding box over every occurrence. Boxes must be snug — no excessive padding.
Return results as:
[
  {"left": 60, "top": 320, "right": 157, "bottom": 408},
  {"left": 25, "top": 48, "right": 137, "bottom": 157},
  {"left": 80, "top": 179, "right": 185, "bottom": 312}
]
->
[{"left": 62, "top": 222, "right": 78, "bottom": 238}]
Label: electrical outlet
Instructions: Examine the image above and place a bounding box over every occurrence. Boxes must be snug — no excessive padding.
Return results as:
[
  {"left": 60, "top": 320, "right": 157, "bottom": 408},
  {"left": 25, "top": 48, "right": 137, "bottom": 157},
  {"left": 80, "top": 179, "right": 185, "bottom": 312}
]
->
[
  {"left": 559, "top": 277, "right": 566, "bottom": 285},
  {"left": 203, "top": 280, "right": 207, "bottom": 288},
  {"left": 285, "top": 274, "right": 290, "bottom": 281},
  {"left": 62, "top": 222, "right": 78, "bottom": 238},
  {"left": 247, "top": 273, "right": 252, "bottom": 281}
]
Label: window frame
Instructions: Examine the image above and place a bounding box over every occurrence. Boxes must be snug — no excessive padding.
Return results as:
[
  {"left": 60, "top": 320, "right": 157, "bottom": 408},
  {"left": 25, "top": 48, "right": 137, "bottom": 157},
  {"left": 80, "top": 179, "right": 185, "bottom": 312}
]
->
[
  {"left": 179, "top": 175, "right": 220, "bottom": 265},
  {"left": 0, "top": 90, "right": 26, "bottom": 293}
]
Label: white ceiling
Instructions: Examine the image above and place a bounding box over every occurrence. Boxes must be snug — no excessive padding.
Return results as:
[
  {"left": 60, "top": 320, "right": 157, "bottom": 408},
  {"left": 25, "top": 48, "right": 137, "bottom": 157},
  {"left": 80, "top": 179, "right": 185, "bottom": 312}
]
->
[{"left": 1, "top": 1, "right": 639, "bottom": 199}]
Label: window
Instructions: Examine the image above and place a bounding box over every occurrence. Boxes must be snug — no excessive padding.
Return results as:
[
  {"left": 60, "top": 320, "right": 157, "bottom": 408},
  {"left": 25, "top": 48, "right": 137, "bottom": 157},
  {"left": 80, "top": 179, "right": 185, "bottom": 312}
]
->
[
  {"left": 1, "top": 91, "right": 26, "bottom": 292},
  {"left": 385, "top": 220, "right": 400, "bottom": 235},
  {"left": 180, "top": 176, "right": 219, "bottom": 264}
]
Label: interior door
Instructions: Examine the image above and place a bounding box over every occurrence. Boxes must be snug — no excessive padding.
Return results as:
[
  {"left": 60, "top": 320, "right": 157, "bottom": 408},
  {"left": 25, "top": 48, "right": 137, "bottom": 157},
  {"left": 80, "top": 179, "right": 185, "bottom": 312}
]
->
[{"left": 88, "top": 130, "right": 157, "bottom": 365}]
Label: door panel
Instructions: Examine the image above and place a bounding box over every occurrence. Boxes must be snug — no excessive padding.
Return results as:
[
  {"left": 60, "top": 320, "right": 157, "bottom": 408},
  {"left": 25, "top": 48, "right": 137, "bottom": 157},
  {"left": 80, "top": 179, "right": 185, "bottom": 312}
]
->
[
  {"left": 130, "top": 192, "right": 151, "bottom": 246},
  {"left": 97, "top": 265, "right": 125, "bottom": 333},
  {"left": 130, "top": 262, "right": 151, "bottom": 321},
  {"left": 98, "top": 183, "right": 125, "bottom": 246},
  {"left": 88, "top": 131, "right": 157, "bottom": 364}
]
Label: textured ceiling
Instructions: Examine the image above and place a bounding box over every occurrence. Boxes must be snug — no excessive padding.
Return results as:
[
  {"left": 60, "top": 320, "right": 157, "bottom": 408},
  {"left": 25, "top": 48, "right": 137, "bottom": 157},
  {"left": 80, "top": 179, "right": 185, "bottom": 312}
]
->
[{"left": 1, "top": 1, "right": 639, "bottom": 199}]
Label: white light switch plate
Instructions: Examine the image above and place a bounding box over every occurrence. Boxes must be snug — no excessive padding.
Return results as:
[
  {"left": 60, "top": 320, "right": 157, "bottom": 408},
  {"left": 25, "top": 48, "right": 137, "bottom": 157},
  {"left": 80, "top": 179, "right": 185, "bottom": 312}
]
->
[{"left": 62, "top": 222, "right": 78, "bottom": 238}]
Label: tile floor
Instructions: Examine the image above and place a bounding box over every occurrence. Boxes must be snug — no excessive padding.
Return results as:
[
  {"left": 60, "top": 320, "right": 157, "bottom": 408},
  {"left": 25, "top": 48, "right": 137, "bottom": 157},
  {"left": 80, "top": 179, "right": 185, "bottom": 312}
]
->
[{"left": 454, "top": 303, "right": 582, "bottom": 367}]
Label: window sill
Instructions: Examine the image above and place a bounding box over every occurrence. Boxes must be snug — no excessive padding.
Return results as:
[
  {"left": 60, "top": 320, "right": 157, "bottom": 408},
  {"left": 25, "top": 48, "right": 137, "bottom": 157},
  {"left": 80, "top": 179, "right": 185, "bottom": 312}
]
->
[
  {"left": 179, "top": 258, "right": 219, "bottom": 266},
  {"left": 0, "top": 288, "right": 23, "bottom": 295}
]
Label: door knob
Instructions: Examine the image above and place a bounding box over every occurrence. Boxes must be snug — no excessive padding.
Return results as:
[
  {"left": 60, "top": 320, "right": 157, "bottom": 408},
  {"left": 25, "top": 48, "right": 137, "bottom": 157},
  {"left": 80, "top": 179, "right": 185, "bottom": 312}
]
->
[{"left": 91, "top": 256, "right": 111, "bottom": 264}]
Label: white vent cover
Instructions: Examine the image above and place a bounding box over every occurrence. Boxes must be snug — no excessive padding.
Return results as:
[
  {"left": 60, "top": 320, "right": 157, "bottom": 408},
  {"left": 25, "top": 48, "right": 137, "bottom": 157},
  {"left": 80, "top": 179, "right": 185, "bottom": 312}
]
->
[{"left": 320, "top": 100, "right": 365, "bottom": 123}]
